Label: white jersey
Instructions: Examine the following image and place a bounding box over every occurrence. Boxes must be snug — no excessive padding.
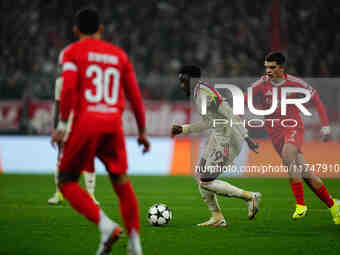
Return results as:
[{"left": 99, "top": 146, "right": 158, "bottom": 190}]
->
[{"left": 182, "top": 81, "right": 248, "bottom": 166}]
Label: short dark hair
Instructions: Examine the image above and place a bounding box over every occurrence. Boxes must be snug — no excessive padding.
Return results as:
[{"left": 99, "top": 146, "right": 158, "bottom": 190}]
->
[
  {"left": 179, "top": 65, "right": 201, "bottom": 78},
  {"left": 265, "top": 51, "right": 286, "bottom": 66},
  {"left": 75, "top": 8, "right": 100, "bottom": 35}
]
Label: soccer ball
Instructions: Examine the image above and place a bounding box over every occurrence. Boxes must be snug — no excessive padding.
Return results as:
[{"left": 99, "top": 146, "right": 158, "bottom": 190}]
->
[{"left": 147, "top": 204, "right": 172, "bottom": 226}]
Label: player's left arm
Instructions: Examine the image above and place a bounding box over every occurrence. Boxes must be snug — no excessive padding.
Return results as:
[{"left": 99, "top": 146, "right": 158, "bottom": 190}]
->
[
  {"left": 310, "top": 89, "right": 331, "bottom": 141},
  {"left": 299, "top": 79, "right": 331, "bottom": 141},
  {"left": 123, "top": 56, "right": 150, "bottom": 153}
]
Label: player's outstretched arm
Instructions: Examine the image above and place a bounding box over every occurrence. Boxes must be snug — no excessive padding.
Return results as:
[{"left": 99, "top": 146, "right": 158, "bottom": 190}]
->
[
  {"left": 171, "top": 125, "right": 183, "bottom": 138},
  {"left": 171, "top": 119, "right": 210, "bottom": 138},
  {"left": 311, "top": 91, "right": 331, "bottom": 142}
]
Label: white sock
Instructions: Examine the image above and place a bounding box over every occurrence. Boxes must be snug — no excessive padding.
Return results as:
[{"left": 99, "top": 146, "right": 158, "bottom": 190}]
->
[
  {"left": 201, "top": 180, "right": 244, "bottom": 198},
  {"left": 84, "top": 171, "right": 96, "bottom": 196},
  {"left": 54, "top": 169, "right": 60, "bottom": 193},
  {"left": 199, "top": 185, "right": 221, "bottom": 213},
  {"left": 128, "top": 229, "right": 143, "bottom": 255},
  {"left": 98, "top": 210, "right": 116, "bottom": 238}
]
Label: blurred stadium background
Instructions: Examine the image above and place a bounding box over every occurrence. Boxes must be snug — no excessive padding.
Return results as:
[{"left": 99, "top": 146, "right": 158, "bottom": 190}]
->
[{"left": 1, "top": 0, "right": 339, "bottom": 175}]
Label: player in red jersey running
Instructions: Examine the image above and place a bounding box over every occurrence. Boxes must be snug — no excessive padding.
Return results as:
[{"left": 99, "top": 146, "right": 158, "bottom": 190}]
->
[
  {"left": 51, "top": 8, "right": 150, "bottom": 255},
  {"left": 245, "top": 52, "right": 339, "bottom": 223}
]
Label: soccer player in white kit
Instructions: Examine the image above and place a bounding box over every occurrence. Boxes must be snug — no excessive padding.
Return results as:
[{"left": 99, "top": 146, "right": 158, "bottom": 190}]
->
[{"left": 171, "top": 66, "right": 261, "bottom": 227}]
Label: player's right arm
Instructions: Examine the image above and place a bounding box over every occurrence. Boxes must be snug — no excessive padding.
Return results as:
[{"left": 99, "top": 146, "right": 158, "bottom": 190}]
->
[{"left": 171, "top": 119, "right": 210, "bottom": 138}]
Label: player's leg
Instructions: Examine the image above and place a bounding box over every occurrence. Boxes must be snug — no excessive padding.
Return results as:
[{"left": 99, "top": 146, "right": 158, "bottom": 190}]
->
[
  {"left": 200, "top": 179, "right": 261, "bottom": 220},
  {"left": 58, "top": 130, "right": 122, "bottom": 255},
  {"left": 59, "top": 169, "right": 122, "bottom": 255},
  {"left": 48, "top": 146, "right": 64, "bottom": 204},
  {"left": 196, "top": 157, "right": 226, "bottom": 226},
  {"left": 195, "top": 136, "right": 228, "bottom": 226},
  {"left": 109, "top": 173, "right": 142, "bottom": 255},
  {"left": 297, "top": 153, "right": 340, "bottom": 224},
  {"left": 98, "top": 131, "right": 142, "bottom": 255},
  {"left": 83, "top": 159, "right": 99, "bottom": 205},
  {"left": 298, "top": 153, "right": 332, "bottom": 205},
  {"left": 198, "top": 170, "right": 261, "bottom": 222},
  {"left": 197, "top": 183, "right": 226, "bottom": 226},
  {"left": 197, "top": 185, "right": 226, "bottom": 227},
  {"left": 280, "top": 130, "right": 307, "bottom": 219},
  {"left": 198, "top": 137, "right": 261, "bottom": 221},
  {"left": 47, "top": 167, "right": 64, "bottom": 204}
]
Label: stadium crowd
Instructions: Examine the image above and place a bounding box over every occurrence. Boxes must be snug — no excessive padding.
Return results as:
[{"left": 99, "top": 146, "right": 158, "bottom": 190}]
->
[{"left": 1, "top": 0, "right": 339, "bottom": 100}]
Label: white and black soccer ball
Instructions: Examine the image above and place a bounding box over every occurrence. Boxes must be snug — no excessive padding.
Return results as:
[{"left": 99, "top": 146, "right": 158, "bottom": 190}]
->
[{"left": 147, "top": 204, "right": 172, "bottom": 226}]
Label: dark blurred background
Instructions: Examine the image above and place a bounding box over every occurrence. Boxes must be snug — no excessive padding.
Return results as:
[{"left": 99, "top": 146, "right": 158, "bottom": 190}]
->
[{"left": 0, "top": 0, "right": 339, "bottom": 137}]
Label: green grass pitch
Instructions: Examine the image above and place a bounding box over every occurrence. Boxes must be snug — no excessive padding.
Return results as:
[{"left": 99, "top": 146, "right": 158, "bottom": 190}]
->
[{"left": 0, "top": 174, "right": 339, "bottom": 254}]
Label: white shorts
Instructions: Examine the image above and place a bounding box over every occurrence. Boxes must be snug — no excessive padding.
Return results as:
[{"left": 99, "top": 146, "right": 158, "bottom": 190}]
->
[{"left": 195, "top": 131, "right": 242, "bottom": 181}]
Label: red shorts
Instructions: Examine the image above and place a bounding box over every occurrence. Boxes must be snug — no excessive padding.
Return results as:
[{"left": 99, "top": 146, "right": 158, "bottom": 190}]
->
[
  {"left": 58, "top": 147, "right": 95, "bottom": 173},
  {"left": 270, "top": 128, "right": 304, "bottom": 155},
  {"left": 82, "top": 159, "right": 95, "bottom": 173},
  {"left": 58, "top": 122, "right": 128, "bottom": 175}
]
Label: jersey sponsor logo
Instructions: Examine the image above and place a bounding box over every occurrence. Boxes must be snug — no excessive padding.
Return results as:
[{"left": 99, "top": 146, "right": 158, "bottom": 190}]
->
[
  {"left": 87, "top": 105, "right": 118, "bottom": 113},
  {"left": 88, "top": 52, "right": 118, "bottom": 65}
]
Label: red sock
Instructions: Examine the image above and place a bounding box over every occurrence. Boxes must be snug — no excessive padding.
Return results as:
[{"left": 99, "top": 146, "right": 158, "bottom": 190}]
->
[
  {"left": 60, "top": 182, "right": 100, "bottom": 224},
  {"left": 314, "top": 185, "right": 334, "bottom": 208},
  {"left": 291, "top": 182, "right": 305, "bottom": 205},
  {"left": 114, "top": 181, "right": 140, "bottom": 235}
]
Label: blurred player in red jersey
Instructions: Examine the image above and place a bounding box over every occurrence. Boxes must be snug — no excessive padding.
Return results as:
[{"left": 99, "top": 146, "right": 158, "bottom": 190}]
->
[
  {"left": 246, "top": 52, "right": 340, "bottom": 223},
  {"left": 51, "top": 8, "right": 150, "bottom": 255},
  {"left": 48, "top": 76, "right": 99, "bottom": 205}
]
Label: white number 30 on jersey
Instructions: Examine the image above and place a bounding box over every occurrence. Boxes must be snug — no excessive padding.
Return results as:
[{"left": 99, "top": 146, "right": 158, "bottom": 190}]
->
[{"left": 85, "top": 64, "right": 120, "bottom": 105}]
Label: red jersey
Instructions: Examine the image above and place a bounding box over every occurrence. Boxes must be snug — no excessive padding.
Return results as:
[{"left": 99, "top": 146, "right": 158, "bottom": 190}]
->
[
  {"left": 246, "top": 74, "right": 328, "bottom": 135},
  {"left": 58, "top": 38, "right": 145, "bottom": 132}
]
